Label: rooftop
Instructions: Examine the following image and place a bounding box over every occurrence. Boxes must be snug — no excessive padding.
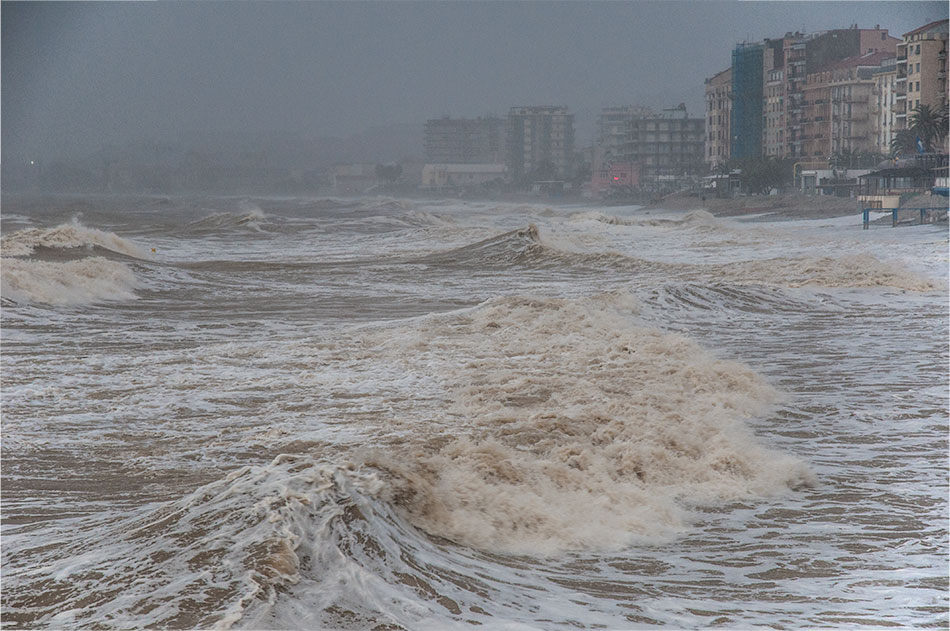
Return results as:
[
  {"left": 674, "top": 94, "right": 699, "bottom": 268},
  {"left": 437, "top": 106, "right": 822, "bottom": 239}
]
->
[
  {"left": 903, "top": 18, "right": 949, "bottom": 38},
  {"left": 818, "top": 50, "right": 896, "bottom": 74}
]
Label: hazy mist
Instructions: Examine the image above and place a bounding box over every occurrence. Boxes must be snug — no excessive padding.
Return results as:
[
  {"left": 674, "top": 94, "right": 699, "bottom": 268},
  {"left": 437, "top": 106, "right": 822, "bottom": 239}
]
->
[{"left": 3, "top": 1, "right": 945, "bottom": 165}]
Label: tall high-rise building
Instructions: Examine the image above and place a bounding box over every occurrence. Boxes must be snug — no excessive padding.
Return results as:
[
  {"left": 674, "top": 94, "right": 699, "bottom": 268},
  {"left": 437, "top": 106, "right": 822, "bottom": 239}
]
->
[
  {"left": 762, "top": 38, "right": 788, "bottom": 157},
  {"left": 731, "top": 43, "right": 765, "bottom": 160},
  {"left": 782, "top": 35, "right": 808, "bottom": 158},
  {"left": 895, "top": 19, "right": 949, "bottom": 133},
  {"left": 505, "top": 106, "right": 575, "bottom": 181},
  {"left": 424, "top": 116, "right": 504, "bottom": 164},
  {"left": 704, "top": 68, "right": 732, "bottom": 170}
]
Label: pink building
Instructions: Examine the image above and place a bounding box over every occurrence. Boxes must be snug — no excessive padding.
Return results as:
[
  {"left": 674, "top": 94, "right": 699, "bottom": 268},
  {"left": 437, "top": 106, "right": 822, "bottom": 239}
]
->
[{"left": 591, "top": 147, "right": 640, "bottom": 195}]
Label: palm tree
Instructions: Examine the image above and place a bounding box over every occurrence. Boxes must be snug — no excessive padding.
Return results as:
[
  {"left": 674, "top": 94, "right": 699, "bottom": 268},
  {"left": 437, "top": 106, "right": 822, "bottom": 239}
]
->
[
  {"left": 937, "top": 104, "right": 950, "bottom": 151},
  {"left": 890, "top": 129, "right": 918, "bottom": 158},
  {"left": 909, "top": 104, "right": 943, "bottom": 152}
]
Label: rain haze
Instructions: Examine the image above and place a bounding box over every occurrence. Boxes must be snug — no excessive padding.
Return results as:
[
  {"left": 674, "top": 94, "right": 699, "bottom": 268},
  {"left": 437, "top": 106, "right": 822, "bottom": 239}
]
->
[{"left": 2, "top": 0, "right": 945, "bottom": 165}]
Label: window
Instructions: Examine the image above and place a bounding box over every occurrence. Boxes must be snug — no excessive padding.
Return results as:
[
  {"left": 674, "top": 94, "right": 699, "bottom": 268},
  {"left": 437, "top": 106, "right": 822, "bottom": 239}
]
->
[
  {"left": 916, "top": 63, "right": 920, "bottom": 73},
  {"left": 916, "top": 44, "right": 920, "bottom": 54},
  {"left": 916, "top": 81, "right": 920, "bottom": 92}
]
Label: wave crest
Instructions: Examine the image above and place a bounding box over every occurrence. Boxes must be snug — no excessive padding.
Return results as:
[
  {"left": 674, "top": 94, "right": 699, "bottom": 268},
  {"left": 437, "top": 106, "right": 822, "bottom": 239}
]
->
[
  {"left": 724, "top": 254, "right": 938, "bottom": 291},
  {"left": 1, "top": 257, "right": 140, "bottom": 305},
  {"left": 2, "top": 460, "right": 391, "bottom": 629},
  {"left": 185, "top": 210, "right": 268, "bottom": 233},
  {"left": 1, "top": 222, "right": 150, "bottom": 258},
  {"left": 359, "top": 293, "right": 814, "bottom": 555}
]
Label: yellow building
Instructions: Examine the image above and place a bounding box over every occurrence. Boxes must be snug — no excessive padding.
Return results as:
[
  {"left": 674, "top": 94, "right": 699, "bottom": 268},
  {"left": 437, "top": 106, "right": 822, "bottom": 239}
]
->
[{"left": 895, "top": 19, "right": 949, "bottom": 131}]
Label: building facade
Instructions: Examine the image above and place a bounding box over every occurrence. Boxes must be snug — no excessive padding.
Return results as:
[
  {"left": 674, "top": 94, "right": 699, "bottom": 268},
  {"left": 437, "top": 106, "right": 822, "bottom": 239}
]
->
[
  {"left": 590, "top": 146, "right": 640, "bottom": 196},
  {"left": 421, "top": 163, "right": 507, "bottom": 190},
  {"left": 331, "top": 163, "right": 378, "bottom": 195},
  {"left": 424, "top": 116, "right": 504, "bottom": 164},
  {"left": 505, "top": 106, "right": 575, "bottom": 181},
  {"left": 871, "top": 58, "right": 898, "bottom": 155},
  {"left": 895, "top": 19, "right": 949, "bottom": 133},
  {"left": 598, "top": 106, "right": 653, "bottom": 160},
  {"left": 801, "top": 52, "right": 893, "bottom": 160},
  {"left": 722, "top": 27, "right": 899, "bottom": 160},
  {"left": 783, "top": 35, "right": 808, "bottom": 157},
  {"left": 731, "top": 42, "right": 765, "bottom": 160},
  {"left": 704, "top": 68, "right": 732, "bottom": 170},
  {"left": 621, "top": 106, "right": 704, "bottom": 192}
]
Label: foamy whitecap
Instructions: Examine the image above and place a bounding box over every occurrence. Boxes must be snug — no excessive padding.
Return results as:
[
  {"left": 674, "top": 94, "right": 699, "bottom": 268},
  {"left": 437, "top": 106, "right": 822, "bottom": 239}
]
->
[
  {"left": 0, "top": 222, "right": 150, "bottom": 258},
  {"left": 1, "top": 257, "right": 139, "bottom": 305},
  {"left": 721, "top": 253, "right": 938, "bottom": 291},
  {"left": 422, "top": 226, "right": 938, "bottom": 291},
  {"left": 186, "top": 211, "right": 268, "bottom": 233},
  {"left": 1, "top": 458, "right": 381, "bottom": 629},
  {"left": 569, "top": 210, "right": 636, "bottom": 226},
  {"left": 359, "top": 293, "right": 814, "bottom": 555}
]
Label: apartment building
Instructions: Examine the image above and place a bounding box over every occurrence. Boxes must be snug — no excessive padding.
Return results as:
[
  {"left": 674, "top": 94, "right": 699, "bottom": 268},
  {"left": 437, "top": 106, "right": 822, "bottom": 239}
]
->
[
  {"left": 801, "top": 51, "right": 893, "bottom": 159},
  {"left": 621, "top": 106, "right": 703, "bottom": 192},
  {"left": 762, "top": 38, "right": 787, "bottom": 157},
  {"left": 421, "top": 163, "right": 507, "bottom": 190},
  {"left": 895, "top": 19, "right": 949, "bottom": 132},
  {"left": 424, "top": 116, "right": 504, "bottom": 164},
  {"left": 505, "top": 106, "right": 575, "bottom": 181},
  {"left": 598, "top": 106, "right": 653, "bottom": 160},
  {"left": 704, "top": 68, "right": 732, "bottom": 169},
  {"left": 805, "top": 26, "right": 898, "bottom": 72},
  {"left": 731, "top": 42, "right": 764, "bottom": 160},
  {"left": 783, "top": 35, "right": 808, "bottom": 157},
  {"left": 870, "top": 58, "right": 898, "bottom": 155}
]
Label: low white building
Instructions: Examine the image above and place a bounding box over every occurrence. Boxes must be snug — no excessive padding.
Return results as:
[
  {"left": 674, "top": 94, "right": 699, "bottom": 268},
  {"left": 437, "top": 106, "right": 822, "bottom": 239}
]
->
[
  {"left": 331, "top": 163, "right": 379, "bottom": 195},
  {"left": 421, "top": 163, "right": 507, "bottom": 190}
]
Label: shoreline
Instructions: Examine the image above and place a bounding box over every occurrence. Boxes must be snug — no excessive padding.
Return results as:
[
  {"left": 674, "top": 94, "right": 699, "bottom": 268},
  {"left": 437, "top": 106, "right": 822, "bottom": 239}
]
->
[{"left": 4, "top": 190, "right": 943, "bottom": 223}]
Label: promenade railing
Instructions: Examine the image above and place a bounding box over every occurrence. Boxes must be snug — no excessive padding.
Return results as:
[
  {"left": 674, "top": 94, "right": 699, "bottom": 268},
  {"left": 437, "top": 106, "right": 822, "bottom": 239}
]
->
[{"left": 862, "top": 206, "right": 949, "bottom": 229}]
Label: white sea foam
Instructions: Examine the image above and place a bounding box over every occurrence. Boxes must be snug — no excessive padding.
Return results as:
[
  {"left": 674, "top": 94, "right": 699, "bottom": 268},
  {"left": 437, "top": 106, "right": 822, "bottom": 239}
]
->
[
  {"left": 2, "top": 195, "right": 944, "bottom": 631},
  {"left": 2, "top": 459, "right": 371, "bottom": 629},
  {"left": 0, "top": 221, "right": 150, "bottom": 258},
  {"left": 357, "top": 293, "right": 814, "bottom": 555},
  {"left": 721, "top": 253, "right": 939, "bottom": 291},
  {"left": 1, "top": 257, "right": 139, "bottom": 305}
]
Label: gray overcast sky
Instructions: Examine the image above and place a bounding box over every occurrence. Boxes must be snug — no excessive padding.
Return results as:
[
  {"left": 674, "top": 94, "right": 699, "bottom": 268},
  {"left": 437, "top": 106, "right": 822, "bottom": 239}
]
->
[{"left": 3, "top": 1, "right": 946, "bottom": 161}]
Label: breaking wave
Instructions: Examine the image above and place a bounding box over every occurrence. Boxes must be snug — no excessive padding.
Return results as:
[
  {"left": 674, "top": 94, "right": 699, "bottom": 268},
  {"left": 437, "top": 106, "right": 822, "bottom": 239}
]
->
[
  {"left": 358, "top": 293, "right": 815, "bottom": 555},
  {"left": 0, "top": 291, "right": 817, "bottom": 629},
  {"left": 414, "top": 224, "right": 666, "bottom": 272},
  {"left": 415, "top": 226, "right": 938, "bottom": 290},
  {"left": 1, "top": 257, "right": 140, "bottom": 305},
  {"left": 721, "top": 254, "right": 938, "bottom": 291},
  {"left": 1, "top": 460, "right": 384, "bottom": 629},
  {"left": 1, "top": 222, "right": 151, "bottom": 259},
  {"left": 570, "top": 209, "right": 721, "bottom": 230},
  {"left": 185, "top": 208, "right": 268, "bottom": 233}
]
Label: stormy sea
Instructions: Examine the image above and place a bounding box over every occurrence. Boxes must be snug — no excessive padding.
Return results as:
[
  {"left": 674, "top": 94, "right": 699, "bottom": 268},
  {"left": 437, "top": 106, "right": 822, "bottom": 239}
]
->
[{"left": 1, "top": 194, "right": 947, "bottom": 629}]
